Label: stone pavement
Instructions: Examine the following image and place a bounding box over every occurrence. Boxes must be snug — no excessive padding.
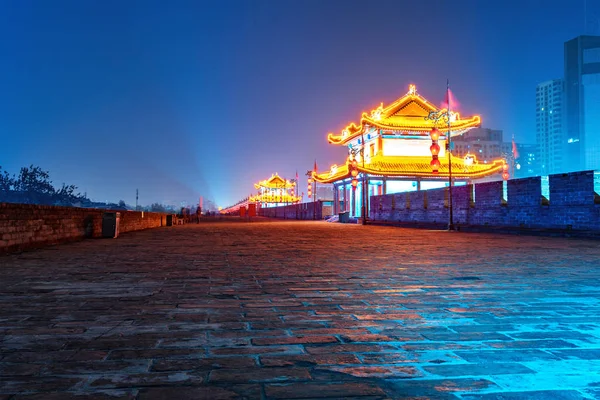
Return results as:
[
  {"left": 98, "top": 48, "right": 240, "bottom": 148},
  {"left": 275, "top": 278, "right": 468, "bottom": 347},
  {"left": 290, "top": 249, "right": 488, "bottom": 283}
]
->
[{"left": 2, "top": 220, "right": 600, "bottom": 399}]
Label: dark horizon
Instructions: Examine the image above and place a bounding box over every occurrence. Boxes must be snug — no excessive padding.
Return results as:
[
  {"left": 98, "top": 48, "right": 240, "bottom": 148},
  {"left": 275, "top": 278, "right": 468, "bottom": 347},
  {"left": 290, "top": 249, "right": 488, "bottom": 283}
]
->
[{"left": 0, "top": 0, "right": 596, "bottom": 208}]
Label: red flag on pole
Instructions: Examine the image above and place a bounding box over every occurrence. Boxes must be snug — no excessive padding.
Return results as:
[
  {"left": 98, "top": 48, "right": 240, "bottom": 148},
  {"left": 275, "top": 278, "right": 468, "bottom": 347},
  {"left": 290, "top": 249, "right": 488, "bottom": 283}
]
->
[
  {"left": 512, "top": 137, "right": 519, "bottom": 159},
  {"left": 441, "top": 87, "right": 460, "bottom": 111}
]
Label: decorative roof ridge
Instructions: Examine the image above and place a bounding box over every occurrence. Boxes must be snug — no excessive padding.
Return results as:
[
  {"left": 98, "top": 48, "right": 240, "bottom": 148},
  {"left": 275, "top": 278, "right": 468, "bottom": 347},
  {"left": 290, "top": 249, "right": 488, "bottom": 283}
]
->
[{"left": 327, "top": 84, "right": 480, "bottom": 145}]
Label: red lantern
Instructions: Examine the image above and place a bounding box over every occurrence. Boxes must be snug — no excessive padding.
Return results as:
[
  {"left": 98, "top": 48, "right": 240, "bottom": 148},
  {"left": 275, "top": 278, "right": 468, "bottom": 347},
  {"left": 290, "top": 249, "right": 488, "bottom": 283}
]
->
[
  {"left": 351, "top": 159, "right": 358, "bottom": 168},
  {"left": 308, "top": 178, "right": 312, "bottom": 184},
  {"left": 430, "top": 128, "right": 440, "bottom": 141},
  {"left": 430, "top": 158, "right": 440, "bottom": 174},
  {"left": 351, "top": 169, "right": 358, "bottom": 177},
  {"left": 430, "top": 143, "right": 440, "bottom": 156},
  {"left": 502, "top": 172, "right": 509, "bottom": 180},
  {"left": 503, "top": 164, "right": 509, "bottom": 171},
  {"left": 351, "top": 179, "right": 358, "bottom": 188}
]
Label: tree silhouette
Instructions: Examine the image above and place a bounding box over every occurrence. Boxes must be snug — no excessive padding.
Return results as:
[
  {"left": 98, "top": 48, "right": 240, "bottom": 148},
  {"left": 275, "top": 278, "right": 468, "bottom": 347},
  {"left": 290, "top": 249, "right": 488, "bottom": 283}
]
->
[{"left": 0, "top": 165, "right": 87, "bottom": 206}]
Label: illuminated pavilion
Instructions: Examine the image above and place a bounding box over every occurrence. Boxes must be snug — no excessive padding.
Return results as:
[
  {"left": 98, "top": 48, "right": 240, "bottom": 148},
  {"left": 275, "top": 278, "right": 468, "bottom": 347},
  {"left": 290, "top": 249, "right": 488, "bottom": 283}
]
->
[
  {"left": 313, "top": 84, "right": 507, "bottom": 218},
  {"left": 249, "top": 173, "right": 300, "bottom": 208}
]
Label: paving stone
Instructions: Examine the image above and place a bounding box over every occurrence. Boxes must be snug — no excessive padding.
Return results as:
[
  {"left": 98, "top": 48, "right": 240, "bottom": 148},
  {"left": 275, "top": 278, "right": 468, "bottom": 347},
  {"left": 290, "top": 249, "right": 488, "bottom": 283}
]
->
[
  {"left": 461, "top": 390, "right": 588, "bottom": 399},
  {"left": 509, "top": 331, "right": 597, "bottom": 341},
  {"left": 317, "top": 365, "right": 422, "bottom": 378},
  {"left": 12, "top": 393, "right": 136, "bottom": 400},
  {"left": 423, "top": 362, "right": 536, "bottom": 377},
  {"left": 208, "top": 367, "right": 311, "bottom": 383},
  {"left": 260, "top": 354, "right": 360, "bottom": 367},
  {"left": 209, "top": 345, "right": 304, "bottom": 356},
  {"left": 137, "top": 385, "right": 257, "bottom": 400},
  {"left": 487, "top": 340, "right": 578, "bottom": 349},
  {"left": 549, "top": 349, "right": 600, "bottom": 360},
  {"left": 88, "top": 372, "right": 205, "bottom": 388},
  {"left": 251, "top": 335, "right": 339, "bottom": 345},
  {"left": 0, "top": 363, "right": 42, "bottom": 376},
  {"left": 383, "top": 378, "right": 499, "bottom": 398},
  {"left": 454, "top": 349, "right": 561, "bottom": 363},
  {"left": 305, "top": 344, "right": 399, "bottom": 354},
  {"left": 107, "top": 349, "right": 204, "bottom": 360},
  {"left": 265, "top": 382, "right": 387, "bottom": 399},
  {"left": 3, "top": 221, "right": 600, "bottom": 398},
  {"left": 421, "top": 332, "right": 513, "bottom": 341},
  {"left": 40, "top": 360, "right": 150, "bottom": 375},
  {"left": 150, "top": 357, "right": 257, "bottom": 372}
]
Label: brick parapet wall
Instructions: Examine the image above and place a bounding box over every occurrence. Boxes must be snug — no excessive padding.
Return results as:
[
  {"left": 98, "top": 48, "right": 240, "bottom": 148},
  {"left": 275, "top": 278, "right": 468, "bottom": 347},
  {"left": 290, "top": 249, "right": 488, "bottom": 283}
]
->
[
  {"left": 370, "top": 170, "right": 600, "bottom": 232},
  {"left": 0, "top": 203, "right": 168, "bottom": 254},
  {"left": 259, "top": 201, "right": 324, "bottom": 220}
]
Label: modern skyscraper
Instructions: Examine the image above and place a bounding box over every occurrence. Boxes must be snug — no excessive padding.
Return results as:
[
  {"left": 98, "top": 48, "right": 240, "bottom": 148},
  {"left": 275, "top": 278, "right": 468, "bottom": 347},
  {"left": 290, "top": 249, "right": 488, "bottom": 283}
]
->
[
  {"left": 564, "top": 35, "right": 600, "bottom": 171},
  {"left": 536, "top": 79, "right": 564, "bottom": 175}
]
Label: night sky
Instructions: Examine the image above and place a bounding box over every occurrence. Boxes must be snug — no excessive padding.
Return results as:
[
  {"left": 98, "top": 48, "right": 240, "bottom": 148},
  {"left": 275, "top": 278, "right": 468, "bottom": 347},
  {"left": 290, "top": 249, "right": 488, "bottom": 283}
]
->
[{"left": 0, "top": 0, "right": 592, "bottom": 208}]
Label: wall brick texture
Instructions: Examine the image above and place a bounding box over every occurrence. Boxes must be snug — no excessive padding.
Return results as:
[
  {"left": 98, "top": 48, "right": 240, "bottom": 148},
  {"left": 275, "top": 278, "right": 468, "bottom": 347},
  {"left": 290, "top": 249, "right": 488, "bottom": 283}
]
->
[
  {"left": 259, "top": 201, "right": 324, "bottom": 220},
  {"left": 370, "top": 170, "right": 600, "bottom": 232},
  {"left": 0, "top": 203, "right": 168, "bottom": 254}
]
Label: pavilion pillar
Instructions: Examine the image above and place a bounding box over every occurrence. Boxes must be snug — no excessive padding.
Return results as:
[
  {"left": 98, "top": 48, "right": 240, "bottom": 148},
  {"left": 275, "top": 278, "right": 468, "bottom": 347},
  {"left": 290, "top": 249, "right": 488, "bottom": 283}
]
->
[
  {"left": 417, "top": 179, "right": 421, "bottom": 191},
  {"left": 333, "top": 184, "right": 338, "bottom": 214},
  {"left": 363, "top": 176, "right": 371, "bottom": 218},
  {"left": 383, "top": 177, "right": 387, "bottom": 195},
  {"left": 343, "top": 183, "right": 347, "bottom": 212},
  {"left": 351, "top": 185, "right": 356, "bottom": 217}
]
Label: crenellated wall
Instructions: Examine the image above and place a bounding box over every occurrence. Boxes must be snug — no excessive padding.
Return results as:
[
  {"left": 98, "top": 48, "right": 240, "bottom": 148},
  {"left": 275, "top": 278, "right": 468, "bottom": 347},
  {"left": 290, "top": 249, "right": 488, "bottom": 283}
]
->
[
  {"left": 370, "top": 170, "right": 600, "bottom": 232},
  {"left": 259, "top": 201, "right": 325, "bottom": 220},
  {"left": 0, "top": 203, "right": 169, "bottom": 254}
]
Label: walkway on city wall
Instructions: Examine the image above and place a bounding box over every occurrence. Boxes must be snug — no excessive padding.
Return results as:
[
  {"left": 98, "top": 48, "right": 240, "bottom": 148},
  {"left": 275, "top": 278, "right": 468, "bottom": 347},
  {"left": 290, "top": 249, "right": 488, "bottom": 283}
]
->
[{"left": 2, "top": 220, "right": 600, "bottom": 399}]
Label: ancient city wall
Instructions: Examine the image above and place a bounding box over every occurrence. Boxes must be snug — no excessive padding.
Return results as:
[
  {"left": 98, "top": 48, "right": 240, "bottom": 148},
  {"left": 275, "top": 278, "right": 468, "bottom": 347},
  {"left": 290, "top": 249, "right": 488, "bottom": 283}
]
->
[
  {"left": 0, "top": 203, "right": 168, "bottom": 254},
  {"left": 370, "top": 170, "right": 600, "bottom": 232},
  {"left": 259, "top": 200, "right": 324, "bottom": 220}
]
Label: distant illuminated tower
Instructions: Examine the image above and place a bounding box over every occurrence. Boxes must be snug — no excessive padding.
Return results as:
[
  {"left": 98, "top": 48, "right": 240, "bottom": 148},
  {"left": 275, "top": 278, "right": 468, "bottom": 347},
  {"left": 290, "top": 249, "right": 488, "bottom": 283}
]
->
[{"left": 535, "top": 79, "right": 564, "bottom": 175}]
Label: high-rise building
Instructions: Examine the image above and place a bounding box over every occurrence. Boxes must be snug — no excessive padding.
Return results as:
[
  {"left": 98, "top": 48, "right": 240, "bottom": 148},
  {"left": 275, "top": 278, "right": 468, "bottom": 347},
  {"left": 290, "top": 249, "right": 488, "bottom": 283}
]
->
[
  {"left": 452, "top": 127, "right": 504, "bottom": 163},
  {"left": 453, "top": 127, "right": 536, "bottom": 178},
  {"left": 564, "top": 35, "right": 600, "bottom": 171},
  {"left": 514, "top": 144, "right": 539, "bottom": 178},
  {"left": 535, "top": 79, "right": 564, "bottom": 175}
]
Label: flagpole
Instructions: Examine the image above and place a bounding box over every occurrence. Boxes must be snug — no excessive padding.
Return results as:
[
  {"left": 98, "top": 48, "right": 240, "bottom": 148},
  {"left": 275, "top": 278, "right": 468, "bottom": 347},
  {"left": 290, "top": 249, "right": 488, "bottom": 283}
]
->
[
  {"left": 511, "top": 134, "right": 516, "bottom": 178},
  {"left": 447, "top": 79, "right": 454, "bottom": 231},
  {"left": 313, "top": 160, "right": 317, "bottom": 220}
]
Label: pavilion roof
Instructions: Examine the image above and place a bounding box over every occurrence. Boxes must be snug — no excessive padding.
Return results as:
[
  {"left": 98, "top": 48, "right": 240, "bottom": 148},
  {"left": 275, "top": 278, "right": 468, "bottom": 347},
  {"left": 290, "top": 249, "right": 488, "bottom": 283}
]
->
[
  {"left": 254, "top": 173, "right": 296, "bottom": 189},
  {"left": 249, "top": 192, "right": 301, "bottom": 203},
  {"left": 312, "top": 154, "right": 505, "bottom": 184},
  {"left": 327, "top": 85, "right": 481, "bottom": 145}
]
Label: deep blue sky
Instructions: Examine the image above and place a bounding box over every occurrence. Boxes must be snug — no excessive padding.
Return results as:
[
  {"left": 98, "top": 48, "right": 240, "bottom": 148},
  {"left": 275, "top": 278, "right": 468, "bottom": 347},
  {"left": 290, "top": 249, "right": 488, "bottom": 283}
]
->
[{"left": 0, "top": 0, "right": 591, "bottom": 208}]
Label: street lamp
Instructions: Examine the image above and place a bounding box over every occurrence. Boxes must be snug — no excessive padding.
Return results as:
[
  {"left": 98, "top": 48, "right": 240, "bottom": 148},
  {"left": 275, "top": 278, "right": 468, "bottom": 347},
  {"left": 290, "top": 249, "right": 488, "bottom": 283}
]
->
[
  {"left": 425, "top": 81, "right": 456, "bottom": 231},
  {"left": 306, "top": 170, "right": 315, "bottom": 220}
]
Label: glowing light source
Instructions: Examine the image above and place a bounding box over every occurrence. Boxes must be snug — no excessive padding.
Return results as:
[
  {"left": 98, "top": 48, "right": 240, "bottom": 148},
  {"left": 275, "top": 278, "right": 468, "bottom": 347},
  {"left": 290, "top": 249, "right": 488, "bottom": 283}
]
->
[
  {"left": 326, "top": 84, "right": 481, "bottom": 145},
  {"left": 312, "top": 83, "right": 505, "bottom": 184},
  {"left": 464, "top": 154, "right": 474, "bottom": 166},
  {"left": 430, "top": 158, "right": 440, "bottom": 174}
]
